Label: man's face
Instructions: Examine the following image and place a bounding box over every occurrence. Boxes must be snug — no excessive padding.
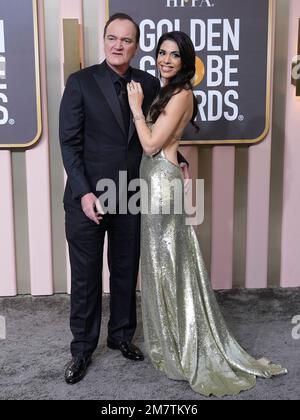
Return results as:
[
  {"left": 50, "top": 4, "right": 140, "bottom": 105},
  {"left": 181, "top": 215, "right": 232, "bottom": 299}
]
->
[{"left": 104, "top": 19, "right": 138, "bottom": 73}]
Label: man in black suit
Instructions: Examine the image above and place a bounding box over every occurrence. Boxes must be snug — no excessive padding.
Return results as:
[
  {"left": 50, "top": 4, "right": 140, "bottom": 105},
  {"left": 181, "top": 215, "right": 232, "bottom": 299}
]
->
[{"left": 60, "top": 13, "right": 188, "bottom": 384}]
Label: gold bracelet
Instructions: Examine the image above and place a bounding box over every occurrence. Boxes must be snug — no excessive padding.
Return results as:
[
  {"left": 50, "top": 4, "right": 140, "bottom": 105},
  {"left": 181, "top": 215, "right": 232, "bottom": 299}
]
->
[{"left": 133, "top": 115, "right": 145, "bottom": 123}]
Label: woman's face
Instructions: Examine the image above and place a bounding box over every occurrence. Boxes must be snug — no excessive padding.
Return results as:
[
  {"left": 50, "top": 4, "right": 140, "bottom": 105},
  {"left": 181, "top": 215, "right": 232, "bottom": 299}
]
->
[{"left": 157, "top": 40, "right": 182, "bottom": 82}]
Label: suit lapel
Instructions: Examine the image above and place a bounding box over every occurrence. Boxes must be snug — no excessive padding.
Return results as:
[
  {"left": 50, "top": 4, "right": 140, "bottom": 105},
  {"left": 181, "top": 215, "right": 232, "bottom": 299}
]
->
[{"left": 93, "top": 62, "right": 126, "bottom": 137}]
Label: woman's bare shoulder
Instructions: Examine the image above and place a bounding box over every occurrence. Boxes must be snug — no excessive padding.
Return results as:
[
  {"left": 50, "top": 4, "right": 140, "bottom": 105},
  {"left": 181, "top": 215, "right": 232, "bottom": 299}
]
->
[
  {"left": 167, "top": 88, "right": 193, "bottom": 110},
  {"left": 175, "top": 87, "right": 193, "bottom": 99}
]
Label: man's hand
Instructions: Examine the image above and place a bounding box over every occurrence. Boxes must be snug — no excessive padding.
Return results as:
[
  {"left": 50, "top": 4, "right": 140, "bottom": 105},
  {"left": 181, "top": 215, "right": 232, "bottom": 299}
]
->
[
  {"left": 81, "top": 193, "right": 103, "bottom": 225},
  {"left": 179, "top": 163, "right": 190, "bottom": 193}
]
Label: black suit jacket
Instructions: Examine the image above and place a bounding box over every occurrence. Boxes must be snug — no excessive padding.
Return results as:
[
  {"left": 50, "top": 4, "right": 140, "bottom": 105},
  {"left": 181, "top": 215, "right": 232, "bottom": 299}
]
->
[{"left": 59, "top": 61, "right": 186, "bottom": 207}]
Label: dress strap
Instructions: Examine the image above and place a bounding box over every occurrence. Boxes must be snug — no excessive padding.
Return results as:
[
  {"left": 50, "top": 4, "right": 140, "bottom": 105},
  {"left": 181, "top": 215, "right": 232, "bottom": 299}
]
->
[{"left": 150, "top": 149, "right": 163, "bottom": 158}]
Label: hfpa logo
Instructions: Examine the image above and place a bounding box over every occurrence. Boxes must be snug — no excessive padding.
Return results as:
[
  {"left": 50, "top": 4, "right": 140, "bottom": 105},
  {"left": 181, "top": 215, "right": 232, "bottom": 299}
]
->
[{"left": 166, "top": 0, "right": 214, "bottom": 7}]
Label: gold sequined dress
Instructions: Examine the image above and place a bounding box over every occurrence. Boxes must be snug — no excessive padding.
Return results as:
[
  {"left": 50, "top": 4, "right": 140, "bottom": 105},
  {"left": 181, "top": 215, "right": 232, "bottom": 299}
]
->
[{"left": 140, "top": 149, "right": 287, "bottom": 397}]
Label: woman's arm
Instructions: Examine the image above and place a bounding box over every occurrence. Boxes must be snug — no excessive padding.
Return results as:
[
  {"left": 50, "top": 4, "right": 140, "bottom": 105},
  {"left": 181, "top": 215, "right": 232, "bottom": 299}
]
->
[{"left": 127, "top": 81, "right": 191, "bottom": 155}]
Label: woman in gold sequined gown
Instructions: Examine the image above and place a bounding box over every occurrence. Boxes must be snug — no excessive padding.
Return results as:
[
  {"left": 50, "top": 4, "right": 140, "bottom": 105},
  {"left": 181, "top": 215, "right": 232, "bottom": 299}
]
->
[{"left": 127, "top": 31, "right": 287, "bottom": 397}]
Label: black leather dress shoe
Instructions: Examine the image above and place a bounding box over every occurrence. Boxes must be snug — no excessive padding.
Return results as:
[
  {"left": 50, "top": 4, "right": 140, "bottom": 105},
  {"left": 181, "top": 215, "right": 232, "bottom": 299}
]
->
[
  {"left": 107, "top": 340, "right": 144, "bottom": 361},
  {"left": 65, "top": 356, "right": 91, "bottom": 384}
]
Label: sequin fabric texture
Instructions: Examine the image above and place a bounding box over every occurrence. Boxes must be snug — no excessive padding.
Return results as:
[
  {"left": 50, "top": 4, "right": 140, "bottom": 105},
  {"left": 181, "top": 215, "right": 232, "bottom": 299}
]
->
[{"left": 139, "top": 149, "right": 287, "bottom": 397}]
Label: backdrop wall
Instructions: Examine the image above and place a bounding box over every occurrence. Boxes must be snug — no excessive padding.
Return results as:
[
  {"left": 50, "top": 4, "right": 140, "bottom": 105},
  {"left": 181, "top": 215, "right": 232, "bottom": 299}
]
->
[{"left": 0, "top": 0, "right": 299, "bottom": 297}]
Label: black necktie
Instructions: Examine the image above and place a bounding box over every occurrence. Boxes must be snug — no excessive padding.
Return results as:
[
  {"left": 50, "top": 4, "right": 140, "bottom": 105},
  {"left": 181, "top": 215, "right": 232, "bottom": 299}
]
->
[{"left": 116, "top": 78, "right": 130, "bottom": 137}]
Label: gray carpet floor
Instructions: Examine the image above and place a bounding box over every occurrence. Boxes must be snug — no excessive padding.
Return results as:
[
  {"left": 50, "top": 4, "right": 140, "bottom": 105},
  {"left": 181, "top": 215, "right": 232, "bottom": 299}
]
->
[{"left": 0, "top": 288, "right": 299, "bottom": 400}]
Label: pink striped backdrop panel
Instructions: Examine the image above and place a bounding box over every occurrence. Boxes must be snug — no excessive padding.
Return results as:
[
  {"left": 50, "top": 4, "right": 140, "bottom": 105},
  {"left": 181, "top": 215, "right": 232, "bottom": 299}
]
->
[
  {"left": 245, "top": 4, "right": 275, "bottom": 289},
  {"left": 98, "top": 0, "right": 106, "bottom": 63},
  {"left": 0, "top": 152, "right": 17, "bottom": 296},
  {"left": 245, "top": 139, "right": 272, "bottom": 289},
  {"left": 25, "top": 0, "right": 53, "bottom": 296},
  {"left": 280, "top": 0, "right": 300, "bottom": 287},
  {"left": 211, "top": 147, "right": 235, "bottom": 290}
]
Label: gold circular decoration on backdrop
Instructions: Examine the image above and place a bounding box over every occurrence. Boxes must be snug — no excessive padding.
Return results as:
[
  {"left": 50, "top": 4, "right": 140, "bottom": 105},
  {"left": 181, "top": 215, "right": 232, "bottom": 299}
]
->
[{"left": 193, "top": 56, "right": 205, "bottom": 87}]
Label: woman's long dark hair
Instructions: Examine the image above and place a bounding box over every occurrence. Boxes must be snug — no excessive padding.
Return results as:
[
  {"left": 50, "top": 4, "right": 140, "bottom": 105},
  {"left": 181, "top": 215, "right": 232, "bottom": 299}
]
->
[{"left": 148, "top": 31, "right": 199, "bottom": 132}]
